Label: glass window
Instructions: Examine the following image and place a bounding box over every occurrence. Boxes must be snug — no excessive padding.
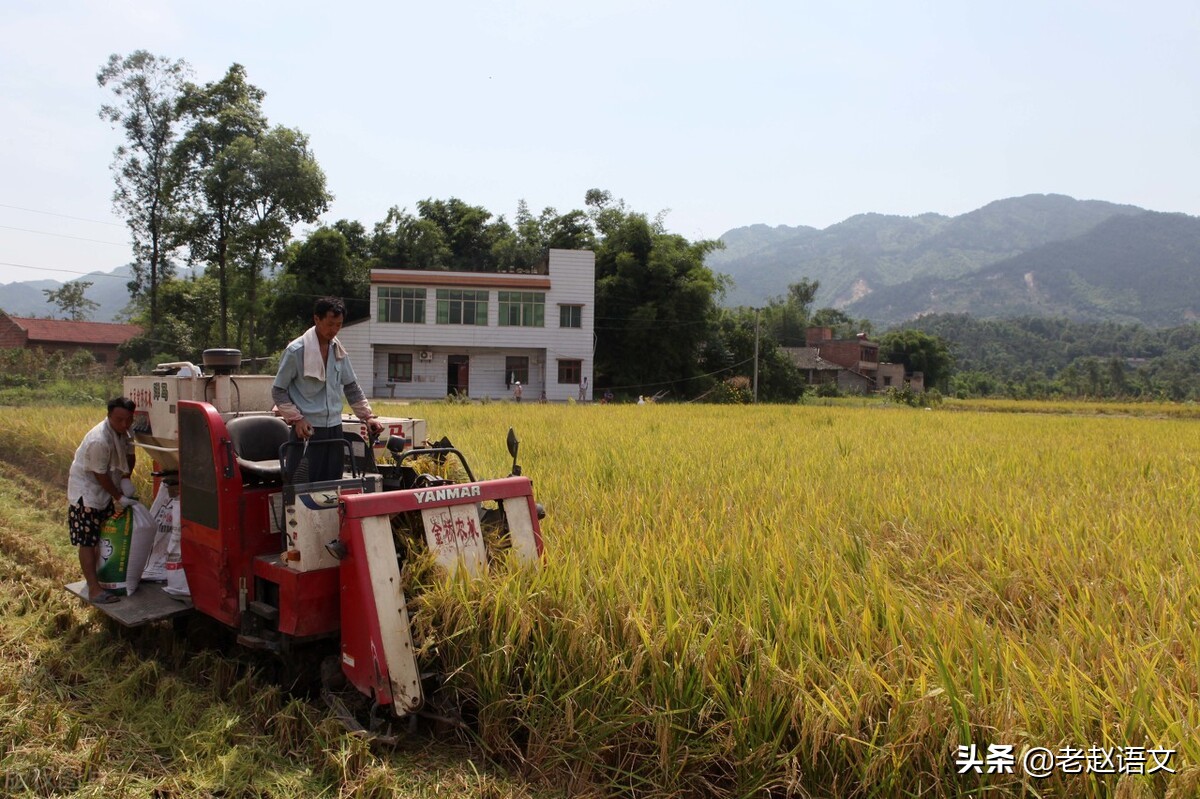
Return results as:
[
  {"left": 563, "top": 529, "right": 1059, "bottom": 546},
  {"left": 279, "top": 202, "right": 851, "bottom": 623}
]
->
[
  {"left": 505, "top": 356, "right": 529, "bottom": 386},
  {"left": 388, "top": 353, "right": 413, "bottom": 382},
  {"left": 557, "top": 359, "right": 582, "bottom": 384},
  {"left": 559, "top": 304, "right": 582, "bottom": 328},
  {"left": 436, "top": 289, "right": 488, "bottom": 325},
  {"left": 379, "top": 287, "right": 425, "bottom": 323},
  {"left": 498, "top": 291, "right": 545, "bottom": 327}
]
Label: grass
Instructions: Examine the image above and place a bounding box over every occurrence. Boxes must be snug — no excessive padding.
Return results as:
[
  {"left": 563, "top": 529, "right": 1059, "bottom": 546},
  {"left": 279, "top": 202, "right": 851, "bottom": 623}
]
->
[{"left": 1, "top": 401, "right": 1199, "bottom": 797}]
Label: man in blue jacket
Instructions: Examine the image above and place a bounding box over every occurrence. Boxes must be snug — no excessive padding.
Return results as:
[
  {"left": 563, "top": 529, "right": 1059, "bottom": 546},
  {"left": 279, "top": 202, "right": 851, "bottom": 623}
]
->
[{"left": 273, "top": 297, "right": 384, "bottom": 482}]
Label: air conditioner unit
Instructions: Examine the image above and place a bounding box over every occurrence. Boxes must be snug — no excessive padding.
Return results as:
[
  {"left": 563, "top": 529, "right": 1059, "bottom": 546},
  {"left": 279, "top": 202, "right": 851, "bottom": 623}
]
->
[{"left": 418, "top": 350, "right": 433, "bottom": 362}]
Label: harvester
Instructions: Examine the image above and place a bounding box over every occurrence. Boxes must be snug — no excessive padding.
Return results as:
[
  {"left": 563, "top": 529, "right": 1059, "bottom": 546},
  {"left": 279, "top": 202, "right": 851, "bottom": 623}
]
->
[{"left": 67, "top": 348, "right": 544, "bottom": 728}]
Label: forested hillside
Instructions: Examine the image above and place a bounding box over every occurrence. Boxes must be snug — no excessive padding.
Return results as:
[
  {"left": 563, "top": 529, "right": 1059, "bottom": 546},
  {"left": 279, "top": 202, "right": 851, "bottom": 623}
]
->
[
  {"left": 904, "top": 313, "right": 1200, "bottom": 400},
  {"left": 852, "top": 212, "right": 1200, "bottom": 326},
  {"left": 709, "top": 194, "right": 1144, "bottom": 308}
]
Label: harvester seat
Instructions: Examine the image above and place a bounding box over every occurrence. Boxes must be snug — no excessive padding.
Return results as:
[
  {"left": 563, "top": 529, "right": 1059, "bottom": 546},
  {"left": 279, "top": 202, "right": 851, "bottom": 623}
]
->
[{"left": 226, "top": 415, "right": 291, "bottom": 484}]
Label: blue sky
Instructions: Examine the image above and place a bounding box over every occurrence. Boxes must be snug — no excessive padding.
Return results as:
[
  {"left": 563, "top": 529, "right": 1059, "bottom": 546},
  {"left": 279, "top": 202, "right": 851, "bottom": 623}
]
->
[{"left": 2, "top": 0, "right": 1198, "bottom": 288}]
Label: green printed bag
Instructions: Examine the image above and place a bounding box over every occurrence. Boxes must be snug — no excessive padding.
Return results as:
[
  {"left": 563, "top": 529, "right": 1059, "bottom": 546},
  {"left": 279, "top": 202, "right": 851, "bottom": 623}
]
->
[{"left": 97, "top": 508, "right": 134, "bottom": 595}]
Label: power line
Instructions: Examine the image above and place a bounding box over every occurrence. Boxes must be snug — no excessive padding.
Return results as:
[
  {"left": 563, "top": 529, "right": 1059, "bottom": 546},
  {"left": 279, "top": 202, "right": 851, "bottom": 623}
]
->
[
  {"left": 0, "top": 261, "right": 129, "bottom": 279},
  {"left": 0, "top": 203, "right": 125, "bottom": 227},
  {"left": 0, "top": 224, "right": 129, "bottom": 247}
]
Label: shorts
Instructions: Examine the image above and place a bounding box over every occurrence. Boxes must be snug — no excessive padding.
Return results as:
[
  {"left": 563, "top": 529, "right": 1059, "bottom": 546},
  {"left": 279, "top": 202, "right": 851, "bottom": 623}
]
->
[{"left": 68, "top": 498, "right": 112, "bottom": 547}]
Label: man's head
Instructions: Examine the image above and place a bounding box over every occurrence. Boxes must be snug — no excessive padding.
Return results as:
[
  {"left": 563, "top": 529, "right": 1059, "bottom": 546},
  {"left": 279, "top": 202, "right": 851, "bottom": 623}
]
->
[
  {"left": 313, "top": 297, "right": 347, "bottom": 344},
  {"left": 106, "top": 396, "right": 136, "bottom": 435}
]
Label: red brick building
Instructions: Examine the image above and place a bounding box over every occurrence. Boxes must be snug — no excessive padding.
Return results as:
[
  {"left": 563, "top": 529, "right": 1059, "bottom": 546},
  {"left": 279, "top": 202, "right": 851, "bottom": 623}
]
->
[
  {"left": 0, "top": 311, "right": 142, "bottom": 367},
  {"left": 801, "top": 327, "right": 924, "bottom": 393}
]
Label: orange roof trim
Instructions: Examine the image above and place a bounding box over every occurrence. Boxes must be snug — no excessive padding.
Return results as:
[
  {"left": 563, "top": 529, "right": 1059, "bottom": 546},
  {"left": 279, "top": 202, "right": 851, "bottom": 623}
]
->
[{"left": 371, "top": 271, "right": 552, "bottom": 290}]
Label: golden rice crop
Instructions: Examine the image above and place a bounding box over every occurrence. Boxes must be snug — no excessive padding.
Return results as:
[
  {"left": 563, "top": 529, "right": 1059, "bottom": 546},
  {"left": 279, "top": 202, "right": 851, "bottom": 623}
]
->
[
  {"left": 1, "top": 400, "right": 1197, "bottom": 797},
  {"left": 403, "top": 401, "right": 1200, "bottom": 798}
]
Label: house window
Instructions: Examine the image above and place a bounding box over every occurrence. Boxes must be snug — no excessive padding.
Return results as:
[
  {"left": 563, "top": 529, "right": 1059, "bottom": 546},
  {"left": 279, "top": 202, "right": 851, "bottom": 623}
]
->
[
  {"left": 379, "top": 287, "right": 426, "bottom": 323},
  {"left": 436, "top": 289, "right": 488, "bottom": 325},
  {"left": 559, "top": 304, "right": 582, "bottom": 329},
  {"left": 498, "top": 291, "right": 545, "bottom": 327},
  {"left": 388, "top": 353, "right": 413, "bottom": 382},
  {"left": 505, "top": 356, "right": 529, "bottom": 387},
  {"left": 557, "top": 359, "right": 581, "bottom": 384}
]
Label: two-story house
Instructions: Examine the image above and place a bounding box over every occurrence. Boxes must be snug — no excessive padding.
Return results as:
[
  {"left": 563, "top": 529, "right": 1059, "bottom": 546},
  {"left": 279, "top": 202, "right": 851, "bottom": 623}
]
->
[{"left": 338, "top": 249, "right": 595, "bottom": 401}]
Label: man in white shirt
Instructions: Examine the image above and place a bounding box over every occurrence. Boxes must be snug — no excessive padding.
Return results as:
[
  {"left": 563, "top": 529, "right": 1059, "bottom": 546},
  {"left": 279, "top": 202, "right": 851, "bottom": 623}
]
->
[
  {"left": 67, "top": 397, "right": 136, "bottom": 603},
  {"left": 272, "top": 297, "right": 383, "bottom": 483}
]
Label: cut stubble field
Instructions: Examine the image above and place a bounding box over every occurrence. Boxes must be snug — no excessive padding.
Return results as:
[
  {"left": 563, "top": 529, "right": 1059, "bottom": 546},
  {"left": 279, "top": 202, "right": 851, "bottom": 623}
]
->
[{"left": 0, "top": 401, "right": 1197, "bottom": 798}]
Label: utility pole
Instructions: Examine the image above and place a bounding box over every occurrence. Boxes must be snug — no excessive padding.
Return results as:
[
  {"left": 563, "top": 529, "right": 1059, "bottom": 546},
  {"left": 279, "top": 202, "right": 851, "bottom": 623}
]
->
[{"left": 753, "top": 307, "right": 760, "bottom": 403}]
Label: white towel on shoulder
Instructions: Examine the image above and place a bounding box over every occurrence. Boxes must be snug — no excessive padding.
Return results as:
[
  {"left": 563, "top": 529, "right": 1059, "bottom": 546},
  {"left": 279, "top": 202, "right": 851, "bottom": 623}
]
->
[{"left": 301, "top": 326, "right": 347, "bottom": 380}]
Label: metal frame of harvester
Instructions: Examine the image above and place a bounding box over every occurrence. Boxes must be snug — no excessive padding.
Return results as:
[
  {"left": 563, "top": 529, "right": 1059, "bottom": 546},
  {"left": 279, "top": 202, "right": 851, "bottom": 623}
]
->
[{"left": 66, "top": 350, "right": 544, "bottom": 725}]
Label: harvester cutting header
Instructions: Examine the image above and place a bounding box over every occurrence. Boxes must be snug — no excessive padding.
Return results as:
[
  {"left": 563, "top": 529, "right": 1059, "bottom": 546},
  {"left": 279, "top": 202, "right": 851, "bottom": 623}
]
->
[{"left": 70, "top": 344, "right": 545, "bottom": 726}]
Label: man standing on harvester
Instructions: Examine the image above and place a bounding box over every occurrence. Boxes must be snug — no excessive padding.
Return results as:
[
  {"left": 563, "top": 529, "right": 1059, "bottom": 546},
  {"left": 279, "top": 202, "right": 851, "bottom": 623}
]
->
[
  {"left": 273, "top": 297, "right": 384, "bottom": 482},
  {"left": 67, "top": 396, "right": 137, "bottom": 604}
]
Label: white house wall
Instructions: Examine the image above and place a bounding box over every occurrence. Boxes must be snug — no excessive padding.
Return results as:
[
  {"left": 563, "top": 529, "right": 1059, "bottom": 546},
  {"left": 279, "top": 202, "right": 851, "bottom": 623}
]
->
[{"left": 339, "top": 249, "right": 595, "bottom": 402}]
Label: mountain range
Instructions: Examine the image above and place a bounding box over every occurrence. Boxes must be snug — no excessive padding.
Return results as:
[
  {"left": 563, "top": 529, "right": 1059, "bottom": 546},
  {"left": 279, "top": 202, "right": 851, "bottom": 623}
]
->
[
  {"left": 0, "top": 265, "right": 136, "bottom": 322},
  {"left": 709, "top": 194, "right": 1200, "bottom": 327}
]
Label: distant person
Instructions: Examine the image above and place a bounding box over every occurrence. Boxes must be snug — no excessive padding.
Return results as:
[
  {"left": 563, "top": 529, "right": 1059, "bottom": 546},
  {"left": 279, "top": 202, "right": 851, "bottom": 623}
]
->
[
  {"left": 637, "top": 395, "right": 645, "bottom": 405},
  {"left": 579, "top": 376, "right": 589, "bottom": 402},
  {"left": 513, "top": 381, "right": 523, "bottom": 402},
  {"left": 67, "top": 396, "right": 137, "bottom": 604},
  {"left": 273, "top": 297, "right": 384, "bottom": 482},
  {"left": 603, "top": 389, "right": 613, "bottom": 404}
]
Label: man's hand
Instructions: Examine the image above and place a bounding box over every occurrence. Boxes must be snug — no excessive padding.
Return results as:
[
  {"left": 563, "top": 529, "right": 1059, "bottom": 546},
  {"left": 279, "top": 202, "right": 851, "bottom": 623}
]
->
[
  {"left": 295, "top": 419, "right": 315, "bottom": 440},
  {"left": 367, "top": 418, "right": 385, "bottom": 437}
]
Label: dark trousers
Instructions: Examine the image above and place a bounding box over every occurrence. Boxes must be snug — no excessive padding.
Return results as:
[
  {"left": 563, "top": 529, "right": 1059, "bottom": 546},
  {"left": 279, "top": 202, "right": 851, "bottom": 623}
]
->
[{"left": 285, "top": 425, "right": 345, "bottom": 484}]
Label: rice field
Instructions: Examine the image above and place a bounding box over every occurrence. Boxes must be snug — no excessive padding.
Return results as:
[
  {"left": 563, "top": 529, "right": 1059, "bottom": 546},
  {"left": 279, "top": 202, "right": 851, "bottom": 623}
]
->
[{"left": 1, "top": 400, "right": 1198, "bottom": 798}]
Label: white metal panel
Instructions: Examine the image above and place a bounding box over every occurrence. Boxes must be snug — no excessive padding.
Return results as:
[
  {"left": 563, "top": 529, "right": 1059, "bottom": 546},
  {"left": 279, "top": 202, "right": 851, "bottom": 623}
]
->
[
  {"left": 421, "top": 502, "right": 487, "bottom": 578},
  {"left": 501, "top": 497, "right": 540, "bottom": 567},
  {"left": 361, "top": 514, "right": 423, "bottom": 711},
  {"left": 285, "top": 489, "right": 344, "bottom": 572}
]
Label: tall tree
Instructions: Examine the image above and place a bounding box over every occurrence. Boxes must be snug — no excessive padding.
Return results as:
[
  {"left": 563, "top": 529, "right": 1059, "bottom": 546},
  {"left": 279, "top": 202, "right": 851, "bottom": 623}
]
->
[
  {"left": 173, "top": 65, "right": 326, "bottom": 350},
  {"left": 97, "top": 51, "right": 191, "bottom": 327},
  {"left": 173, "top": 64, "right": 268, "bottom": 344},
  {"left": 589, "top": 190, "right": 725, "bottom": 396},
  {"left": 232, "top": 125, "right": 330, "bottom": 359},
  {"left": 43, "top": 281, "right": 99, "bottom": 321},
  {"left": 760, "top": 278, "right": 821, "bottom": 346}
]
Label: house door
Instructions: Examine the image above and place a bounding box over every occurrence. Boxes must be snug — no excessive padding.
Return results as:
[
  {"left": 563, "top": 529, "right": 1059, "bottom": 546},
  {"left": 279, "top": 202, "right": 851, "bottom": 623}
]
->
[{"left": 447, "top": 355, "right": 469, "bottom": 397}]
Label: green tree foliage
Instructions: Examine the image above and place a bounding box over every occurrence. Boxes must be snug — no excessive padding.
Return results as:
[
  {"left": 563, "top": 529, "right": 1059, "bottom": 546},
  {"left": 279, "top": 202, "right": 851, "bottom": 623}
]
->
[
  {"left": 759, "top": 279, "right": 819, "bottom": 347},
  {"left": 120, "top": 273, "right": 221, "bottom": 366},
  {"left": 908, "top": 313, "right": 1200, "bottom": 400},
  {"left": 590, "top": 192, "right": 725, "bottom": 396},
  {"left": 879, "top": 329, "right": 953, "bottom": 388},
  {"left": 173, "top": 64, "right": 268, "bottom": 343},
  {"left": 42, "top": 281, "right": 99, "bottom": 321},
  {"left": 701, "top": 308, "right": 807, "bottom": 401},
  {"left": 230, "top": 125, "right": 331, "bottom": 358},
  {"left": 173, "top": 64, "right": 329, "bottom": 353},
  {"left": 414, "top": 198, "right": 511, "bottom": 272},
  {"left": 267, "top": 225, "right": 369, "bottom": 349},
  {"left": 369, "top": 206, "right": 453, "bottom": 271},
  {"left": 97, "top": 51, "right": 191, "bottom": 327},
  {"left": 366, "top": 197, "right": 595, "bottom": 275}
]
